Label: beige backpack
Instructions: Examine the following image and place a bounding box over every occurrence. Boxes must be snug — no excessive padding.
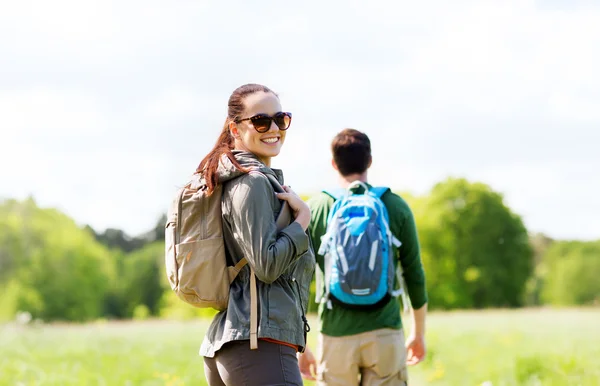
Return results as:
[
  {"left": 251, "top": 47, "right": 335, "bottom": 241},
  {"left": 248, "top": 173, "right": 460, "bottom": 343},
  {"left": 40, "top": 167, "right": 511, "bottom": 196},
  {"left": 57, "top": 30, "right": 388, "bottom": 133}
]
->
[{"left": 165, "top": 170, "right": 290, "bottom": 349}]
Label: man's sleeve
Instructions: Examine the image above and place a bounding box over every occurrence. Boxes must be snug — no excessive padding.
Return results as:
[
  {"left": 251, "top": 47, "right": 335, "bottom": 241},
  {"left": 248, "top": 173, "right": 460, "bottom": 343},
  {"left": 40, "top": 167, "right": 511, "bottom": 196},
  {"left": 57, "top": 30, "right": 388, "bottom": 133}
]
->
[
  {"left": 397, "top": 207, "right": 428, "bottom": 309},
  {"left": 307, "top": 194, "right": 330, "bottom": 269}
]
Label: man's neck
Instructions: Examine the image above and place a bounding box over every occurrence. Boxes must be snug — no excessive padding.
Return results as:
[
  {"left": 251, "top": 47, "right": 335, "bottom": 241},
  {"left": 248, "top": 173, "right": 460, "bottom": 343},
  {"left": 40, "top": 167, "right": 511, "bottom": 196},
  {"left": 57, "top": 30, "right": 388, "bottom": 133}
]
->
[{"left": 338, "top": 172, "right": 368, "bottom": 188}]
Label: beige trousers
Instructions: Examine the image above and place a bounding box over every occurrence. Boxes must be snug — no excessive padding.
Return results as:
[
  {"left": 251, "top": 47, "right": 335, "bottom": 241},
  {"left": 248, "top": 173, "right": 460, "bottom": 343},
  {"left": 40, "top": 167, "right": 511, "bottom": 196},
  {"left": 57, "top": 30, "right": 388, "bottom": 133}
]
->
[{"left": 317, "top": 328, "right": 408, "bottom": 386}]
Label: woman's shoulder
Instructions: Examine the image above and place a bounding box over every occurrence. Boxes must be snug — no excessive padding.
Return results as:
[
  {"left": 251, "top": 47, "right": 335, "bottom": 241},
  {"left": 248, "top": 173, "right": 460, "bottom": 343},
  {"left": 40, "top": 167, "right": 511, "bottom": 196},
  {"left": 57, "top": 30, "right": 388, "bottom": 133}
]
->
[
  {"left": 226, "top": 170, "right": 272, "bottom": 187},
  {"left": 222, "top": 171, "right": 275, "bottom": 202}
]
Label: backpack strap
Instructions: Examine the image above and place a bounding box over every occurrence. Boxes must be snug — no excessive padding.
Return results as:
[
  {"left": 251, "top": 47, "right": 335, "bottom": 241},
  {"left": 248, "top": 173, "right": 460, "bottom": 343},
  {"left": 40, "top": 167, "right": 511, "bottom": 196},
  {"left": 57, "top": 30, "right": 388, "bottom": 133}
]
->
[
  {"left": 250, "top": 267, "right": 258, "bottom": 349},
  {"left": 327, "top": 183, "right": 387, "bottom": 199},
  {"left": 245, "top": 170, "right": 290, "bottom": 350},
  {"left": 370, "top": 186, "right": 390, "bottom": 199},
  {"left": 393, "top": 265, "right": 411, "bottom": 314},
  {"left": 347, "top": 180, "right": 369, "bottom": 193},
  {"left": 228, "top": 258, "right": 248, "bottom": 282}
]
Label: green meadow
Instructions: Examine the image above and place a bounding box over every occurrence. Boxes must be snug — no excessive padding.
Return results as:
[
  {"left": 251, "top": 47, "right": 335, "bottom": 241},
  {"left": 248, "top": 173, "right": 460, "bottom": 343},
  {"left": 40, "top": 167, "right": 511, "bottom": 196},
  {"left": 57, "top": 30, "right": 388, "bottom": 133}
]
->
[{"left": 1, "top": 308, "right": 598, "bottom": 386}]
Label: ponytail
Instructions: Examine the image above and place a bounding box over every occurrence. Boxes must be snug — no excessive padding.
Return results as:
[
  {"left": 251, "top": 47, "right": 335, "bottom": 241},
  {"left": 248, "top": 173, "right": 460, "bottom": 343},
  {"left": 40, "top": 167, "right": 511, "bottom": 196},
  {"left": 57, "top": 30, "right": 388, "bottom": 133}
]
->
[
  {"left": 196, "top": 120, "right": 247, "bottom": 196},
  {"left": 195, "top": 83, "right": 275, "bottom": 195}
]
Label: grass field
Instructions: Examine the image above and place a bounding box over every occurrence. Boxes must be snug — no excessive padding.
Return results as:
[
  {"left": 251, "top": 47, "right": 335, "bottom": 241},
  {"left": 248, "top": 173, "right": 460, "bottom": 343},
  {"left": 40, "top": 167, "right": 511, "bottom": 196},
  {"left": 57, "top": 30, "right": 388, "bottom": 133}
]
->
[{"left": 1, "top": 308, "right": 599, "bottom": 385}]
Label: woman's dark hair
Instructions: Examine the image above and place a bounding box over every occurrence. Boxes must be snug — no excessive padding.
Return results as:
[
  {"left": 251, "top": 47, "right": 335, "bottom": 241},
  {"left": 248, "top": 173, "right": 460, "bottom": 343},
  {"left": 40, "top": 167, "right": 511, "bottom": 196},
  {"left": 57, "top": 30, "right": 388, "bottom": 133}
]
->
[
  {"left": 197, "top": 83, "right": 275, "bottom": 195},
  {"left": 331, "top": 128, "right": 372, "bottom": 176}
]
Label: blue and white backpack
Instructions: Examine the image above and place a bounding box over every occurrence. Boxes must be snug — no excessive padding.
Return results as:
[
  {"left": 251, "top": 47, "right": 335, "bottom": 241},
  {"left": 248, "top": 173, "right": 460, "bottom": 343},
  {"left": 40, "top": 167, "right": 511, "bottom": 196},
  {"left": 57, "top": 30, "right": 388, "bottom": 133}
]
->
[{"left": 317, "top": 181, "right": 410, "bottom": 311}]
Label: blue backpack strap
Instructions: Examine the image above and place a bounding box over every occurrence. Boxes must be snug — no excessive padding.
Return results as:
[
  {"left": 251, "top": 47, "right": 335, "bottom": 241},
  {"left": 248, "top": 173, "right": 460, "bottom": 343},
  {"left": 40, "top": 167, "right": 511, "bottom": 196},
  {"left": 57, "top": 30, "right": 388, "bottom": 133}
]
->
[{"left": 369, "top": 186, "right": 390, "bottom": 199}]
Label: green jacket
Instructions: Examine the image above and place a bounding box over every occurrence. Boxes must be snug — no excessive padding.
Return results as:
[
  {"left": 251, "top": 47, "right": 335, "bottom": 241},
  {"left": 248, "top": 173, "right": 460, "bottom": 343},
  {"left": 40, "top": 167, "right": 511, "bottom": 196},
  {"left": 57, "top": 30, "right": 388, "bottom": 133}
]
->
[
  {"left": 308, "top": 185, "right": 427, "bottom": 337},
  {"left": 200, "top": 151, "right": 315, "bottom": 357}
]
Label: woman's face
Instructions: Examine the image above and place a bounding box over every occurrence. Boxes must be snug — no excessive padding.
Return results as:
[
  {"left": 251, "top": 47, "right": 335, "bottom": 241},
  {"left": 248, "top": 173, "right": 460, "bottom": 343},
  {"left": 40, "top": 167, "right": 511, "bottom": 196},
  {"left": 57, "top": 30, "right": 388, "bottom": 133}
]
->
[{"left": 232, "top": 91, "right": 287, "bottom": 167}]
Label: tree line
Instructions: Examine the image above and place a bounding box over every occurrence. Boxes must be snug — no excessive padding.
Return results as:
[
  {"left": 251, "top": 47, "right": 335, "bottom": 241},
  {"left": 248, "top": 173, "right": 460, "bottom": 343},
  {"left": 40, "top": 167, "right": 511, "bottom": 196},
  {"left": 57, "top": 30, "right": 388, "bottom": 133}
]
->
[{"left": 0, "top": 177, "right": 598, "bottom": 322}]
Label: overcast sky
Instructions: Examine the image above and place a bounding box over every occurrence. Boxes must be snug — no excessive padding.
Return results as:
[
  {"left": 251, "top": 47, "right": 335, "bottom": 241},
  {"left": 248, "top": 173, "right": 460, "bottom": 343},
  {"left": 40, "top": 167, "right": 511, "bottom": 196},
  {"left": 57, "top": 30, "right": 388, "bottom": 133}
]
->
[{"left": 1, "top": 0, "right": 598, "bottom": 240}]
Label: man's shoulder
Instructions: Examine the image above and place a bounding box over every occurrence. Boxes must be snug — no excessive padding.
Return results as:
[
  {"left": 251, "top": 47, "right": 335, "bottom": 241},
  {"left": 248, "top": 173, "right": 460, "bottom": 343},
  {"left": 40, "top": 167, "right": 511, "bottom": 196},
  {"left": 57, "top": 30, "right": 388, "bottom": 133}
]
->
[{"left": 379, "top": 190, "right": 414, "bottom": 219}]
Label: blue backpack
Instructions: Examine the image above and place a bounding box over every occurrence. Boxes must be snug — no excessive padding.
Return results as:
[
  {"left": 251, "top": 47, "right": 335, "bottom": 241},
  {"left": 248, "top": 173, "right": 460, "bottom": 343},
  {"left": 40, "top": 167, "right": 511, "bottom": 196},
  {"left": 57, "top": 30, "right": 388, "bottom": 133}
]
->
[{"left": 317, "top": 181, "right": 409, "bottom": 311}]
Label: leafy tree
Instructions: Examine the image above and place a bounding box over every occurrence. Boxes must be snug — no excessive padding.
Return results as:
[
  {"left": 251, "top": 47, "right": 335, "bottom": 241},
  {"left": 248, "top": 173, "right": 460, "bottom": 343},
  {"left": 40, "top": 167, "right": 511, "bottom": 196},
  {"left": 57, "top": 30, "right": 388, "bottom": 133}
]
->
[
  {"left": 0, "top": 199, "right": 24, "bottom": 284},
  {"left": 86, "top": 215, "right": 168, "bottom": 318},
  {"left": 88, "top": 227, "right": 146, "bottom": 253},
  {"left": 118, "top": 242, "right": 166, "bottom": 317},
  {"left": 411, "top": 178, "right": 533, "bottom": 309},
  {"left": 541, "top": 240, "right": 600, "bottom": 306},
  {"left": 525, "top": 233, "right": 554, "bottom": 306},
  {"left": 0, "top": 198, "right": 115, "bottom": 321},
  {"left": 86, "top": 214, "right": 167, "bottom": 253}
]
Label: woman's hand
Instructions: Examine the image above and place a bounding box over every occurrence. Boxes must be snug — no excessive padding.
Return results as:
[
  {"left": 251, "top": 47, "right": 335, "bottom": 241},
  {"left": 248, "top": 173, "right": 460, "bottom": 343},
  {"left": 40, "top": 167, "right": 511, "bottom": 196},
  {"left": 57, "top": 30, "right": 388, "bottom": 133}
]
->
[{"left": 276, "top": 186, "right": 310, "bottom": 231}]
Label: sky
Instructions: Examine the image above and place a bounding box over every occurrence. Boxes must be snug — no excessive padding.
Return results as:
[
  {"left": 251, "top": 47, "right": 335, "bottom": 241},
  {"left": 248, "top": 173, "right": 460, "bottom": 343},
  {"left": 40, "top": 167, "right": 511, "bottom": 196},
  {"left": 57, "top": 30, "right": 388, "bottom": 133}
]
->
[{"left": 1, "top": 0, "right": 598, "bottom": 240}]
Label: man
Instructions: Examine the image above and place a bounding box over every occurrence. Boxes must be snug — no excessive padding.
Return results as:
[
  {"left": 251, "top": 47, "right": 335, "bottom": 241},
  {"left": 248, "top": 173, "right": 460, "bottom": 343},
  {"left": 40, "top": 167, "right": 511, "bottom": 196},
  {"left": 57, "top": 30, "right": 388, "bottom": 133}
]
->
[{"left": 299, "top": 129, "right": 428, "bottom": 385}]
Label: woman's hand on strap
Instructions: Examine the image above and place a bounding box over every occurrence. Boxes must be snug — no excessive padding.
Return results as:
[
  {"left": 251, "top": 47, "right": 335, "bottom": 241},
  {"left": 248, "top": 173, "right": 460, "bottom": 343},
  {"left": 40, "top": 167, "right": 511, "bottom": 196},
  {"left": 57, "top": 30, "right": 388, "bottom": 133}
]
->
[{"left": 276, "top": 186, "right": 310, "bottom": 231}]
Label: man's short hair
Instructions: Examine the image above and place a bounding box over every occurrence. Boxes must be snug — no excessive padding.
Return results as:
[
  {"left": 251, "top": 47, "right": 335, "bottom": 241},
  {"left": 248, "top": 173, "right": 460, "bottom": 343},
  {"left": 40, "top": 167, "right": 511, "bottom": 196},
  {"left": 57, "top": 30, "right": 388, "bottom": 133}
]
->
[{"left": 331, "top": 129, "right": 372, "bottom": 176}]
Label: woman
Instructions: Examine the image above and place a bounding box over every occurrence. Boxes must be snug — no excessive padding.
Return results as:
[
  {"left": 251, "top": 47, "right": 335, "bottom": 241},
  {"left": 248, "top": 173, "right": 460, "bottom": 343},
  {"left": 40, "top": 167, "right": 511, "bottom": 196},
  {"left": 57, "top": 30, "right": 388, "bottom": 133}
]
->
[{"left": 199, "top": 83, "right": 315, "bottom": 386}]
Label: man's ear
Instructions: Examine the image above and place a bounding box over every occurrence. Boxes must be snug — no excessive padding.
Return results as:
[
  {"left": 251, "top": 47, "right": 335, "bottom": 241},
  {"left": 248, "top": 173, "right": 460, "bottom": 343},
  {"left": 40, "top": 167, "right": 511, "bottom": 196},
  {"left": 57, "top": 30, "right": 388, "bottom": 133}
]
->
[
  {"left": 368, "top": 155, "right": 373, "bottom": 169},
  {"left": 331, "top": 159, "right": 339, "bottom": 171}
]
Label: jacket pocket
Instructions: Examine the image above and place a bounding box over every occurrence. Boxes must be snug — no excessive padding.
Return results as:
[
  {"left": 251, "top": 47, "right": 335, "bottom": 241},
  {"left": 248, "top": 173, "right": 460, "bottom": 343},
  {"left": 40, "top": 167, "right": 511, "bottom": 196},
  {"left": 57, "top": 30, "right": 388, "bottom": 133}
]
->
[
  {"left": 266, "top": 250, "right": 315, "bottom": 331},
  {"left": 267, "top": 279, "right": 298, "bottom": 330}
]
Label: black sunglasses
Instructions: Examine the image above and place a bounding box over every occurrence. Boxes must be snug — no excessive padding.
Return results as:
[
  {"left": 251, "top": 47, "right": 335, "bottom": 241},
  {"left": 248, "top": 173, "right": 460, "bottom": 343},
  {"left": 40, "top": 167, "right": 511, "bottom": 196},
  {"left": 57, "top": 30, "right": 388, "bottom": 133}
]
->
[{"left": 235, "top": 112, "right": 292, "bottom": 133}]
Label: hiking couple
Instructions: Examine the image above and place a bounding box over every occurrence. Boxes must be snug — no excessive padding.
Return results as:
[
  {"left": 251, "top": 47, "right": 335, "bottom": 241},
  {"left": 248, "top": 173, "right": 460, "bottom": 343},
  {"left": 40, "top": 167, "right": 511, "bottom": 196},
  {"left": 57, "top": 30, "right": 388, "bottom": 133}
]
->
[{"left": 166, "top": 83, "right": 428, "bottom": 385}]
